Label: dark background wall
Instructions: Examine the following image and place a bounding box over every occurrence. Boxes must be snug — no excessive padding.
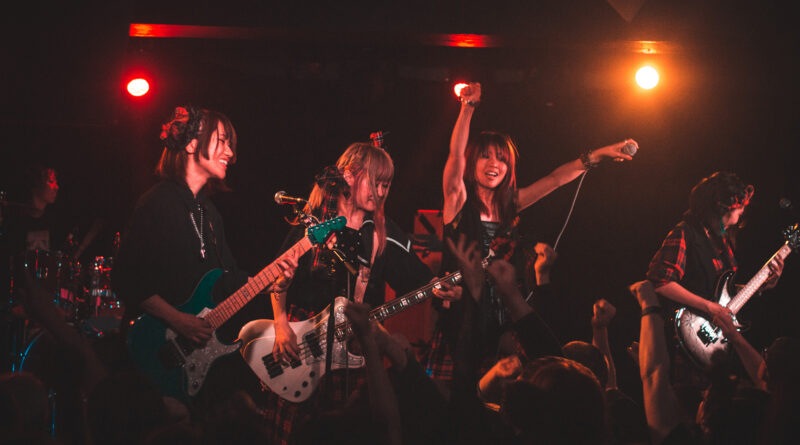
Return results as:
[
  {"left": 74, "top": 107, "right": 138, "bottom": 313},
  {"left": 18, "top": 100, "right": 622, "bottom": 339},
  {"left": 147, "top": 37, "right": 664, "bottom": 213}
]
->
[{"left": 3, "top": 0, "right": 799, "bottom": 396}]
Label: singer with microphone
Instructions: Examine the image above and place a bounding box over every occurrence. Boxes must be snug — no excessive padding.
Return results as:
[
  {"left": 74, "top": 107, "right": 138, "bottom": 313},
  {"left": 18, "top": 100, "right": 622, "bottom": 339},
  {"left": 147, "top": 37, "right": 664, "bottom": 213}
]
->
[
  {"left": 424, "top": 81, "right": 638, "bottom": 402},
  {"left": 264, "top": 141, "right": 460, "bottom": 445}
]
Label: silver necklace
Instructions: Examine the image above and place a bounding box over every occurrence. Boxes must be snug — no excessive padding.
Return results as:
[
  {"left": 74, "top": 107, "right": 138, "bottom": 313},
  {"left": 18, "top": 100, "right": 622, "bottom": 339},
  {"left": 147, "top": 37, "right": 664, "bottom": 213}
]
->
[{"left": 189, "top": 204, "right": 206, "bottom": 259}]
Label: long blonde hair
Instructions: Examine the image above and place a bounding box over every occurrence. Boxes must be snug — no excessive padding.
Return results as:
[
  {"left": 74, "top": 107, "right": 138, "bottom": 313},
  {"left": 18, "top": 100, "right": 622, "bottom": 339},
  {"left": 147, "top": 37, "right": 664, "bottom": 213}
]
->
[{"left": 307, "top": 143, "right": 394, "bottom": 256}]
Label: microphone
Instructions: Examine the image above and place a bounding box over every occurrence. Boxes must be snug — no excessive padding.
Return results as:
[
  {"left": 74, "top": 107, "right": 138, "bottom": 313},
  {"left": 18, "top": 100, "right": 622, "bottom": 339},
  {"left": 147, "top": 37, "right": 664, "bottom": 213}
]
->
[
  {"left": 779, "top": 198, "right": 800, "bottom": 220},
  {"left": 274, "top": 191, "right": 307, "bottom": 206},
  {"left": 621, "top": 141, "right": 638, "bottom": 156}
]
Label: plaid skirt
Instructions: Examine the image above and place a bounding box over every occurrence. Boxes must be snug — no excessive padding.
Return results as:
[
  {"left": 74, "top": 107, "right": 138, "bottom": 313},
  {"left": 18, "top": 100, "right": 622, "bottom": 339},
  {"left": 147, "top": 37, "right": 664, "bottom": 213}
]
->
[
  {"left": 260, "top": 365, "right": 366, "bottom": 445},
  {"left": 422, "top": 328, "right": 454, "bottom": 382}
]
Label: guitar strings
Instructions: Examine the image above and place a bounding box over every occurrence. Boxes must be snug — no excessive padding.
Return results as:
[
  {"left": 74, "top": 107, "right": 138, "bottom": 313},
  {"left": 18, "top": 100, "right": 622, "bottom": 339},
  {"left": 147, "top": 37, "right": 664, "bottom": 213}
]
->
[{"left": 276, "top": 271, "right": 464, "bottom": 366}]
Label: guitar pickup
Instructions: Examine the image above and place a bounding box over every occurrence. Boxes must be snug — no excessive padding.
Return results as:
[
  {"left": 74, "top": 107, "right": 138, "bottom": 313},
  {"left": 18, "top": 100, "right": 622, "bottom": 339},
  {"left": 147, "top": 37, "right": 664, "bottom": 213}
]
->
[
  {"left": 263, "top": 354, "right": 284, "bottom": 378},
  {"left": 304, "top": 333, "right": 323, "bottom": 358},
  {"left": 697, "top": 322, "right": 719, "bottom": 346},
  {"left": 261, "top": 353, "right": 303, "bottom": 379}
]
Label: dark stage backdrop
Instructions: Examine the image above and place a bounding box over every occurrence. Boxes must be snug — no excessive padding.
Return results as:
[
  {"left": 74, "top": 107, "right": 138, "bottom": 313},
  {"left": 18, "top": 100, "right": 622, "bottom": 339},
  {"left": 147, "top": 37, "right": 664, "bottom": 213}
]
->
[{"left": 3, "top": 0, "right": 799, "bottom": 398}]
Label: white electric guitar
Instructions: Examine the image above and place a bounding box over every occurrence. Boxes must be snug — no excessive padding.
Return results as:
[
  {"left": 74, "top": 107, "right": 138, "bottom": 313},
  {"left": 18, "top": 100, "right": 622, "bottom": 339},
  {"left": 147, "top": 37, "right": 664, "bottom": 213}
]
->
[
  {"left": 675, "top": 223, "right": 798, "bottom": 369},
  {"left": 238, "top": 268, "right": 468, "bottom": 402}
]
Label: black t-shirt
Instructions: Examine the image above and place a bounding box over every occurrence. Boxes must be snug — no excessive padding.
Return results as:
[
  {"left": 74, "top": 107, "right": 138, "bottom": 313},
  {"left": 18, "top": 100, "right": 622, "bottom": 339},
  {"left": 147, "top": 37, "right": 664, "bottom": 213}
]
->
[
  {"left": 277, "top": 216, "right": 433, "bottom": 317},
  {"left": 112, "top": 180, "right": 249, "bottom": 332}
]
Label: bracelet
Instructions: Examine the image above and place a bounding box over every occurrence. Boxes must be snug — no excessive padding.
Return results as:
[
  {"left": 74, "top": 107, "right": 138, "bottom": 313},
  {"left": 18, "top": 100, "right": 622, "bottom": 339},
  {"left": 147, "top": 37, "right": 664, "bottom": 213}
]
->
[
  {"left": 640, "top": 305, "right": 663, "bottom": 318},
  {"left": 460, "top": 97, "right": 480, "bottom": 107},
  {"left": 580, "top": 150, "right": 598, "bottom": 169}
]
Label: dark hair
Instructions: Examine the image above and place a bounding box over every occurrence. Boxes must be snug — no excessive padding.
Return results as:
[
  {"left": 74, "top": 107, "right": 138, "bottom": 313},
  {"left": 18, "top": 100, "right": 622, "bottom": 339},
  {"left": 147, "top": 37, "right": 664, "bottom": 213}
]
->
[
  {"left": 687, "top": 171, "right": 753, "bottom": 236},
  {"left": 465, "top": 131, "right": 518, "bottom": 227},
  {"left": 562, "top": 340, "right": 609, "bottom": 389},
  {"left": 764, "top": 336, "right": 800, "bottom": 390},
  {"left": 503, "top": 356, "right": 607, "bottom": 444},
  {"left": 155, "top": 106, "right": 237, "bottom": 192},
  {"left": 23, "top": 164, "right": 57, "bottom": 194}
]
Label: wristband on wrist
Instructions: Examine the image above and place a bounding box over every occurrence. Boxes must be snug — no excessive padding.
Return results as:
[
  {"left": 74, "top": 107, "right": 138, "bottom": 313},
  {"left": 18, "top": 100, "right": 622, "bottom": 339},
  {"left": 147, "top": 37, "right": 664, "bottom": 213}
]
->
[
  {"left": 640, "top": 305, "right": 663, "bottom": 318},
  {"left": 580, "top": 150, "right": 598, "bottom": 169},
  {"left": 460, "top": 97, "right": 480, "bottom": 107}
]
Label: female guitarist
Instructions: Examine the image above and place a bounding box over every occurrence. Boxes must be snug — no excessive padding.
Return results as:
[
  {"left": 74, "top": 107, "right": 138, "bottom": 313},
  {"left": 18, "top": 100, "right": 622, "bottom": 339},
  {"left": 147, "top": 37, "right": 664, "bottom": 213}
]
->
[
  {"left": 263, "top": 141, "right": 460, "bottom": 445},
  {"left": 113, "top": 105, "right": 297, "bottom": 418},
  {"left": 646, "top": 171, "right": 784, "bottom": 388}
]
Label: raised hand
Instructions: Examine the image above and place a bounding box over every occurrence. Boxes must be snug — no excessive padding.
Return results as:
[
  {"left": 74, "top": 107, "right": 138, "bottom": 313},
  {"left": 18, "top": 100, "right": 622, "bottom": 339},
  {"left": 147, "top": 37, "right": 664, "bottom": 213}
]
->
[
  {"left": 445, "top": 233, "right": 485, "bottom": 301},
  {"left": 458, "top": 82, "right": 482, "bottom": 105},
  {"left": 591, "top": 298, "right": 616, "bottom": 329},
  {"left": 587, "top": 138, "right": 638, "bottom": 164}
]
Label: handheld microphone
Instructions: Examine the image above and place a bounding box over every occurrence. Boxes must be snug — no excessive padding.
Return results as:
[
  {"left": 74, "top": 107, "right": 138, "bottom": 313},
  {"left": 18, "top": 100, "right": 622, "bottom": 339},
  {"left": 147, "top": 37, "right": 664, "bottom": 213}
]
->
[
  {"left": 274, "top": 191, "right": 307, "bottom": 206},
  {"left": 621, "top": 141, "right": 638, "bottom": 156}
]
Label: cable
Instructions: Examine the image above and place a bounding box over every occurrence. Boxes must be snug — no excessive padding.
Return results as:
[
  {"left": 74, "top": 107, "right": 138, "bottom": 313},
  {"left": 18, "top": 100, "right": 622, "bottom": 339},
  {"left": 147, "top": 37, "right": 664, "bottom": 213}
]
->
[{"left": 552, "top": 170, "right": 589, "bottom": 252}]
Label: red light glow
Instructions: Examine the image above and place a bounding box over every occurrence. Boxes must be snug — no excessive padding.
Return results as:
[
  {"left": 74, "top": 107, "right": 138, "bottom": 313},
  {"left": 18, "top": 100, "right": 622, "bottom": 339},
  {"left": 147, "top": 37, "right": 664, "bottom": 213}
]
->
[{"left": 126, "top": 78, "right": 150, "bottom": 97}]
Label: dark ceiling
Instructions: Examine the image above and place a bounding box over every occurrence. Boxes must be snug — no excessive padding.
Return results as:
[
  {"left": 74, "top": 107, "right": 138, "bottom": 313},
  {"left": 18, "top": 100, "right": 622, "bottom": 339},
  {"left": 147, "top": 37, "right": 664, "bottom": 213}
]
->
[{"left": 3, "top": 1, "right": 799, "bottom": 371}]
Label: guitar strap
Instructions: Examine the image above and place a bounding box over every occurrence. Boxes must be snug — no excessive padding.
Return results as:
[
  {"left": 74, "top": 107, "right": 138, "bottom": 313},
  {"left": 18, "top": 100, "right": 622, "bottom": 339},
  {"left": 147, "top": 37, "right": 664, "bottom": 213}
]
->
[{"left": 353, "top": 231, "right": 378, "bottom": 303}]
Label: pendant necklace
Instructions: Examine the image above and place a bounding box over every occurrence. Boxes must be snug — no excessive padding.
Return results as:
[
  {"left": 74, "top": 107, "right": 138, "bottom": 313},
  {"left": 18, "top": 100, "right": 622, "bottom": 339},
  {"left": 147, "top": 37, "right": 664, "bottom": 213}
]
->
[{"left": 189, "top": 204, "right": 206, "bottom": 259}]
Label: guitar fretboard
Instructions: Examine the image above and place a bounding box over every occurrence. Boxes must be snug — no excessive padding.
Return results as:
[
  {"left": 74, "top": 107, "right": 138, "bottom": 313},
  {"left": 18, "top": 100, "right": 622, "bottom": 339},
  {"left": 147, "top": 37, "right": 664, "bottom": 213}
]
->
[
  {"left": 334, "top": 270, "right": 465, "bottom": 341},
  {"left": 728, "top": 243, "right": 792, "bottom": 315},
  {"left": 205, "top": 237, "right": 313, "bottom": 329}
]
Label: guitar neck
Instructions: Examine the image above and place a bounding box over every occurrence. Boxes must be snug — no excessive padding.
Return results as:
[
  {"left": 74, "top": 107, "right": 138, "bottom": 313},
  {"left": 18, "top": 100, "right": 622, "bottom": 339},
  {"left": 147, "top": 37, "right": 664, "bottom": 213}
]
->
[
  {"left": 728, "top": 242, "right": 792, "bottom": 314},
  {"left": 332, "top": 269, "right": 465, "bottom": 341},
  {"left": 204, "top": 237, "right": 313, "bottom": 329}
]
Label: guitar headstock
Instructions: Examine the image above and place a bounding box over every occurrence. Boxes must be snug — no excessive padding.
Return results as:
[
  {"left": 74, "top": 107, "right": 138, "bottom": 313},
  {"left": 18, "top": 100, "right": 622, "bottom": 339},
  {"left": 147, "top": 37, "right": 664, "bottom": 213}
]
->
[
  {"left": 784, "top": 223, "right": 800, "bottom": 250},
  {"left": 307, "top": 216, "right": 347, "bottom": 245}
]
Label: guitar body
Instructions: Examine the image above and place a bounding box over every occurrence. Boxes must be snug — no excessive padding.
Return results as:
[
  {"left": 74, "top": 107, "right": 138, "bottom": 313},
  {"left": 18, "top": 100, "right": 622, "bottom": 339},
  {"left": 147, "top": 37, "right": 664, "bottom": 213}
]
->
[
  {"left": 674, "top": 271, "right": 736, "bottom": 370},
  {"left": 126, "top": 268, "right": 240, "bottom": 401},
  {"left": 238, "top": 296, "right": 365, "bottom": 403},
  {"left": 125, "top": 216, "right": 347, "bottom": 402}
]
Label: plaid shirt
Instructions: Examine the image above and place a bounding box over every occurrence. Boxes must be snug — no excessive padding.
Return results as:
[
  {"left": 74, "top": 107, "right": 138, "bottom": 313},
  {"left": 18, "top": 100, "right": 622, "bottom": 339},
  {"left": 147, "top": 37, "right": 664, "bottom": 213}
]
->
[{"left": 647, "top": 222, "right": 736, "bottom": 290}]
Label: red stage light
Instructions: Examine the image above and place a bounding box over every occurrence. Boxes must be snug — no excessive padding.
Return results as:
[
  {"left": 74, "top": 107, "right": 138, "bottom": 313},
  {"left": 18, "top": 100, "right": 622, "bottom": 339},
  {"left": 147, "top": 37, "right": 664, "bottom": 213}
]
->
[
  {"left": 453, "top": 83, "right": 468, "bottom": 98},
  {"left": 126, "top": 78, "right": 150, "bottom": 97}
]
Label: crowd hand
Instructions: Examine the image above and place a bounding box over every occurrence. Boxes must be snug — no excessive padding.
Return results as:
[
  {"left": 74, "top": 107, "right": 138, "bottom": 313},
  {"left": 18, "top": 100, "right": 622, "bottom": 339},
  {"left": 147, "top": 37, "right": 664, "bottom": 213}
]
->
[
  {"left": 486, "top": 259, "right": 520, "bottom": 300},
  {"left": 344, "top": 301, "right": 374, "bottom": 339},
  {"left": 478, "top": 354, "right": 522, "bottom": 404},
  {"left": 628, "top": 280, "right": 659, "bottom": 310},
  {"left": 272, "top": 319, "right": 300, "bottom": 363},
  {"left": 445, "top": 233, "right": 485, "bottom": 301},
  {"left": 762, "top": 256, "right": 784, "bottom": 290},
  {"left": 171, "top": 312, "right": 213, "bottom": 346},
  {"left": 459, "top": 82, "right": 482, "bottom": 104},
  {"left": 431, "top": 277, "right": 462, "bottom": 302},
  {"left": 492, "top": 354, "right": 523, "bottom": 380},
  {"left": 591, "top": 138, "right": 638, "bottom": 163},
  {"left": 591, "top": 298, "right": 616, "bottom": 329},
  {"left": 533, "top": 242, "right": 557, "bottom": 276}
]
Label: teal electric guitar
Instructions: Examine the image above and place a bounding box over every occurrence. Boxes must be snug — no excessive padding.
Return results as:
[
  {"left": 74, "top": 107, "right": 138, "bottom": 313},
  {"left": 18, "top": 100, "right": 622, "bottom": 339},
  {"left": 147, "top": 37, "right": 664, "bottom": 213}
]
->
[{"left": 126, "top": 216, "right": 345, "bottom": 401}]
